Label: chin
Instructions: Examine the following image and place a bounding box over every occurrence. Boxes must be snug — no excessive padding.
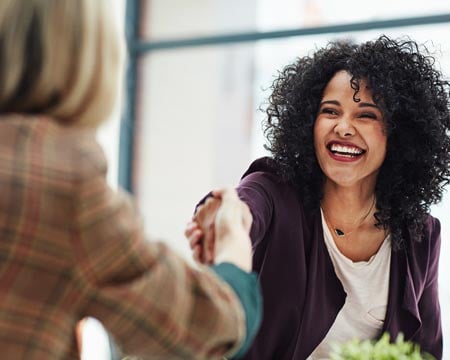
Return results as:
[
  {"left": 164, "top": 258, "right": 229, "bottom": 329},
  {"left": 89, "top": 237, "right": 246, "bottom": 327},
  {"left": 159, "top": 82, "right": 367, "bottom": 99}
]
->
[{"left": 324, "top": 171, "right": 360, "bottom": 187}]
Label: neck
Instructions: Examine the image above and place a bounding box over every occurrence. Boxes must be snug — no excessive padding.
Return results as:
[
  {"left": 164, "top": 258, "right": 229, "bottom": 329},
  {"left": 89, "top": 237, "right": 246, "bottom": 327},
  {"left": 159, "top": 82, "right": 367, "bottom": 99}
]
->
[{"left": 321, "top": 181, "right": 376, "bottom": 227}]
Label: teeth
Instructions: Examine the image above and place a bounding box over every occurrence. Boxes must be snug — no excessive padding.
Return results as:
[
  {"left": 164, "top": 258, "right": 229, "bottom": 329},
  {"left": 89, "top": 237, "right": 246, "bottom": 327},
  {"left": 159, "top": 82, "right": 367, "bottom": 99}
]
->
[{"left": 330, "top": 144, "right": 363, "bottom": 155}]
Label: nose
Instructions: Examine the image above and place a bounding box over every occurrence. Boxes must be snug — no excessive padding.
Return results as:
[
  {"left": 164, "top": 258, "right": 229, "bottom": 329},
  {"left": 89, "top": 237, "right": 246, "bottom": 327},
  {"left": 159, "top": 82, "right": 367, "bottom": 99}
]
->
[{"left": 334, "top": 117, "right": 355, "bottom": 137}]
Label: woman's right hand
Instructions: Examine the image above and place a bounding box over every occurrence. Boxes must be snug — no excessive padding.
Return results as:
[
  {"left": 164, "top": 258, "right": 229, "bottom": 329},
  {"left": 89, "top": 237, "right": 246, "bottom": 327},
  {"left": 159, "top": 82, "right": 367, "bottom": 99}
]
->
[{"left": 185, "top": 188, "right": 253, "bottom": 272}]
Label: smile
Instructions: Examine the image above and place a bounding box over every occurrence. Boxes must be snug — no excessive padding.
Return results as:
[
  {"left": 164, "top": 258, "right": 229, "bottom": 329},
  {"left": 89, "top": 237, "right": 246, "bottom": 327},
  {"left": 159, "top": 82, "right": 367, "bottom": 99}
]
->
[{"left": 327, "top": 143, "right": 366, "bottom": 158}]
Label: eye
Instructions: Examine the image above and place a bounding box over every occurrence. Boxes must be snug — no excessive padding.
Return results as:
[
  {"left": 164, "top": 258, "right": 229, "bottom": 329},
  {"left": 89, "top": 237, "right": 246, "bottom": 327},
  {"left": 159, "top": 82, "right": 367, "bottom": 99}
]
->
[
  {"left": 359, "top": 112, "right": 378, "bottom": 120},
  {"left": 320, "top": 108, "right": 338, "bottom": 116}
]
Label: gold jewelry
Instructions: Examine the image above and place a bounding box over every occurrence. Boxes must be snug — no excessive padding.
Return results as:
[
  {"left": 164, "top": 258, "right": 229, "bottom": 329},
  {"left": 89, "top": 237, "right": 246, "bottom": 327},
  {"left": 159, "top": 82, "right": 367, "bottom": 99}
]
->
[{"left": 322, "top": 197, "right": 376, "bottom": 238}]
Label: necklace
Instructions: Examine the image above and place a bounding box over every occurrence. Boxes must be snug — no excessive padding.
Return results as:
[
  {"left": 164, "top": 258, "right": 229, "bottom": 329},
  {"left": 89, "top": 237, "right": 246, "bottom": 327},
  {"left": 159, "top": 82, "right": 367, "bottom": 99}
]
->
[{"left": 321, "top": 197, "right": 376, "bottom": 238}]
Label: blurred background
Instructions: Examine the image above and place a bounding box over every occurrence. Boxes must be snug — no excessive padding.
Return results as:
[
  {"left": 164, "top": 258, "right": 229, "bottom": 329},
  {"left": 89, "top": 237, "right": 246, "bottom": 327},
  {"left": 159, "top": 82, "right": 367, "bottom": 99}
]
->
[{"left": 86, "top": 0, "right": 450, "bottom": 358}]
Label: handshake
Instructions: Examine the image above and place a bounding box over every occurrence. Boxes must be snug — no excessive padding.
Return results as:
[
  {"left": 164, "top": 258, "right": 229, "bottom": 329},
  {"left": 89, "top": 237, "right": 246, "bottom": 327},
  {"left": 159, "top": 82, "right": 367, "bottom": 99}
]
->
[{"left": 185, "top": 188, "right": 253, "bottom": 272}]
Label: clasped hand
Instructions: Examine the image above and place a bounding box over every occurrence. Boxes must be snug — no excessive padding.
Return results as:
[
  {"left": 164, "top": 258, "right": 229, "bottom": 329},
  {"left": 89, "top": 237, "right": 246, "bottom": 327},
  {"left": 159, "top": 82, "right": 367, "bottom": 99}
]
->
[{"left": 185, "top": 188, "right": 253, "bottom": 272}]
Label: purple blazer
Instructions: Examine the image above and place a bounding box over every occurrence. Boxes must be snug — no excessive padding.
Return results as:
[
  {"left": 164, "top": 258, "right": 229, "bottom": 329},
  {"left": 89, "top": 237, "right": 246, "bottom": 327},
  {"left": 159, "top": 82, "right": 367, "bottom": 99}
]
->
[{"left": 237, "top": 158, "right": 442, "bottom": 360}]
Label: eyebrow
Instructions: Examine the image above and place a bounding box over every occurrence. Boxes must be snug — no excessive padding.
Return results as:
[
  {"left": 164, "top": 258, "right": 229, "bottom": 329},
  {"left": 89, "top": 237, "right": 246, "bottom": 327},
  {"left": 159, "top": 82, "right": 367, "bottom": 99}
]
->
[
  {"left": 319, "top": 100, "right": 380, "bottom": 109},
  {"left": 359, "top": 102, "right": 379, "bottom": 109}
]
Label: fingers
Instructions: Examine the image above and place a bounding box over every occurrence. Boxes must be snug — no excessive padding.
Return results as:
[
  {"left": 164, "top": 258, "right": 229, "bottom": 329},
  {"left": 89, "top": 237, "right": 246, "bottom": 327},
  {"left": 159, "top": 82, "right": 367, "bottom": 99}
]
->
[
  {"left": 203, "top": 222, "right": 215, "bottom": 264},
  {"left": 185, "top": 221, "right": 202, "bottom": 247},
  {"left": 211, "top": 187, "right": 239, "bottom": 201},
  {"left": 193, "top": 196, "right": 221, "bottom": 264},
  {"left": 185, "top": 221, "right": 207, "bottom": 263},
  {"left": 194, "top": 196, "right": 221, "bottom": 224},
  {"left": 192, "top": 244, "right": 203, "bottom": 263}
]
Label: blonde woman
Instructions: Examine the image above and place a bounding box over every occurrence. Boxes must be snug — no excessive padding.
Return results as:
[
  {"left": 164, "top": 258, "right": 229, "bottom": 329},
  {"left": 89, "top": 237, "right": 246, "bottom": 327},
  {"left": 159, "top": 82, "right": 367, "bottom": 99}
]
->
[{"left": 0, "top": 1, "right": 261, "bottom": 359}]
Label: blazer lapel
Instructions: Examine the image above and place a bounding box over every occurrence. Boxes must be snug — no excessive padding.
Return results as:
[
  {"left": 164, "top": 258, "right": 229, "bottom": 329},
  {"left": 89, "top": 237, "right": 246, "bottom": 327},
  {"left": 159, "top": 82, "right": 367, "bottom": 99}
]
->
[{"left": 292, "top": 210, "right": 346, "bottom": 359}]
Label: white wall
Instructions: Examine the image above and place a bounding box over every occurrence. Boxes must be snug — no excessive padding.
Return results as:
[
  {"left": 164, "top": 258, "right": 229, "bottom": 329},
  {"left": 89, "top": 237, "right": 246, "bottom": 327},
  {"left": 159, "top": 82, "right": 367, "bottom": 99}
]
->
[{"left": 134, "top": 0, "right": 257, "bottom": 257}]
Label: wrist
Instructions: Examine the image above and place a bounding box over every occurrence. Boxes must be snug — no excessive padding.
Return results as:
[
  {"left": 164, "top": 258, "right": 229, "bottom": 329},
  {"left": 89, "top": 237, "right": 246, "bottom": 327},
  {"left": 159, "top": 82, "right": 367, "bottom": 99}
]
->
[{"left": 215, "top": 234, "right": 252, "bottom": 272}]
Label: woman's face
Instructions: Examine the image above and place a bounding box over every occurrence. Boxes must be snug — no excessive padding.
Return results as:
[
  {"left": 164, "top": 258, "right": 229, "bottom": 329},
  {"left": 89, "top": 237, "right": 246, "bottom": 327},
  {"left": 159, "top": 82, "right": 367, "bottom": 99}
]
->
[{"left": 313, "top": 70, "right": 387, "bottom": 190}]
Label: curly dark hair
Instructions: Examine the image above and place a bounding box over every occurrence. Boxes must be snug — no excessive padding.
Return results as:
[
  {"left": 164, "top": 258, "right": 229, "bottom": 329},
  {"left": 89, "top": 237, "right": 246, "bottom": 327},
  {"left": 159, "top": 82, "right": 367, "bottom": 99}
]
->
[{"left": 264, "top": 35, "right": 450, "bottom": 249}]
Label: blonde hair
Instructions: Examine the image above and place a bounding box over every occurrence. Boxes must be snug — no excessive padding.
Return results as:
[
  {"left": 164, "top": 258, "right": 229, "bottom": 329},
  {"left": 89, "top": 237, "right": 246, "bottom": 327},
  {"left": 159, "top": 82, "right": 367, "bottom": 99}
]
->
[{"left": 0, "top": 0, "right": 124, "bottom": 126}]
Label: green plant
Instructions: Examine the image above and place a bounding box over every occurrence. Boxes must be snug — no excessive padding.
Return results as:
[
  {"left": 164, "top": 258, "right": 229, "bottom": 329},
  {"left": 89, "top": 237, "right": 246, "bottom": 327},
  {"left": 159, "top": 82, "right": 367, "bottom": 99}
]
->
[{"left": 329, "top": 333, "right": 435, "bottom": 360}]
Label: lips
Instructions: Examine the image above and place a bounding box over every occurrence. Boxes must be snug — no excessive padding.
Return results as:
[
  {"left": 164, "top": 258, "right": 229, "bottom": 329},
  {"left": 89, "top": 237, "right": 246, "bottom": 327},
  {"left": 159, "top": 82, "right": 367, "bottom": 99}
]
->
[{"left": 327, "top": 141, "right": 366, "bottom": 158}]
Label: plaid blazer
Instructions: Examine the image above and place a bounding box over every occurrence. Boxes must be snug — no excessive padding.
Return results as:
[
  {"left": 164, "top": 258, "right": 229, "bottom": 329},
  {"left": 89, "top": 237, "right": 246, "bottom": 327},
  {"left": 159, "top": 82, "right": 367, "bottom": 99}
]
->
[{"left": 0, "top": 115, "right": 245, "bottom": 359}]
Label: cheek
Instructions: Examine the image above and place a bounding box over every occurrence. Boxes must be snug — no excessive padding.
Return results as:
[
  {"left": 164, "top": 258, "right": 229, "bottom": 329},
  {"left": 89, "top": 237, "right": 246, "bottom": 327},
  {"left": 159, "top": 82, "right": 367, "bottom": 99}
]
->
[
  {"left": 313, "top": 127, "right": 323, "bottom": 157},
  {"left": 313, "top": 119, "right": 325, "bottom": 145},
  {"left": 370, "top": 129, "right": 388, "bottom": 161},
  {"left": 367, "top": 122, "right": 387, "bottom": 143},
  {"left": 313, "top": 125, "right": 328, "bottom": 166}
]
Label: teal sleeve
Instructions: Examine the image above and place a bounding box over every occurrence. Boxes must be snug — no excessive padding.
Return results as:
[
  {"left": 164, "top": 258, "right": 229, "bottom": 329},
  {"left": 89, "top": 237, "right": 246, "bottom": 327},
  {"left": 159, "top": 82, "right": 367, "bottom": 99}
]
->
[{"left": 210, "top": 263, "right": 262, "bottom": 359}]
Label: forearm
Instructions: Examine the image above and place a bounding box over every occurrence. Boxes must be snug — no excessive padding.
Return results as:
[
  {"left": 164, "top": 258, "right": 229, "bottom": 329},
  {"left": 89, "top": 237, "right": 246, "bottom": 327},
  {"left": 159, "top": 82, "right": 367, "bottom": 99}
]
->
[
  {"left": 74, "top": 184, "right": 250, "bottom": 359},
  {"left": 81, "top": 242, "right": 250, "bottom": 359}
]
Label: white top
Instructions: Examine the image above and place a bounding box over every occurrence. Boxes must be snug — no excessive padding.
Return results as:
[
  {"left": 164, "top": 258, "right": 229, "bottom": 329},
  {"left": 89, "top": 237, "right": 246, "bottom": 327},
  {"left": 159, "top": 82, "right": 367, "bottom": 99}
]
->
[{"left": 309, "top": 209, "right": 391, "bottom": 360}]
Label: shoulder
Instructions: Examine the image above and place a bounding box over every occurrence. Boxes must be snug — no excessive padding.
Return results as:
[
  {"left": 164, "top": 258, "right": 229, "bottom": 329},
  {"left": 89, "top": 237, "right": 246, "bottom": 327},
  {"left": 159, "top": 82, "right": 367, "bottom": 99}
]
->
[
  {"left": 408, "top": 214, "right": 441, "bottom": 253},
  {"left": 48, "top": 119, "right": 107, "bottom": 181},
  {"left": 239, "top": 157, "right": 304, "bottom": 209},
  {"left": 238, "top": 157, "right": 307, "bottom": 218},
  {"left": 0, "top": 114, "right": 107, "bottom": 187},
  {"left": 40, "top": 115, "right": 106, "bottom": 180},
  {"left": 405, "top": 214, "right": 441, "bottom": 281},
  {"left": 424, "top": 214, "right": 441, "bottom": 240},
  {"left": 239, "top": 157, "right": 293, "bottom": 195},
  {"left": 241, "top": 157, "right": 280, "bottom": 179},
  {"left": 422, "top": 214, "right": 441, "bottom": 258}
]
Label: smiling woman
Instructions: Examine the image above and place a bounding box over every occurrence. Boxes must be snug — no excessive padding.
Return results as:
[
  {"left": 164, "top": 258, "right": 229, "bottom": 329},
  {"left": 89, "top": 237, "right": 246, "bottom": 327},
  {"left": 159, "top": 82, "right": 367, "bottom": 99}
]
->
[{"left": 187, "top": 35, "right": 450, "bottom": 360}]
